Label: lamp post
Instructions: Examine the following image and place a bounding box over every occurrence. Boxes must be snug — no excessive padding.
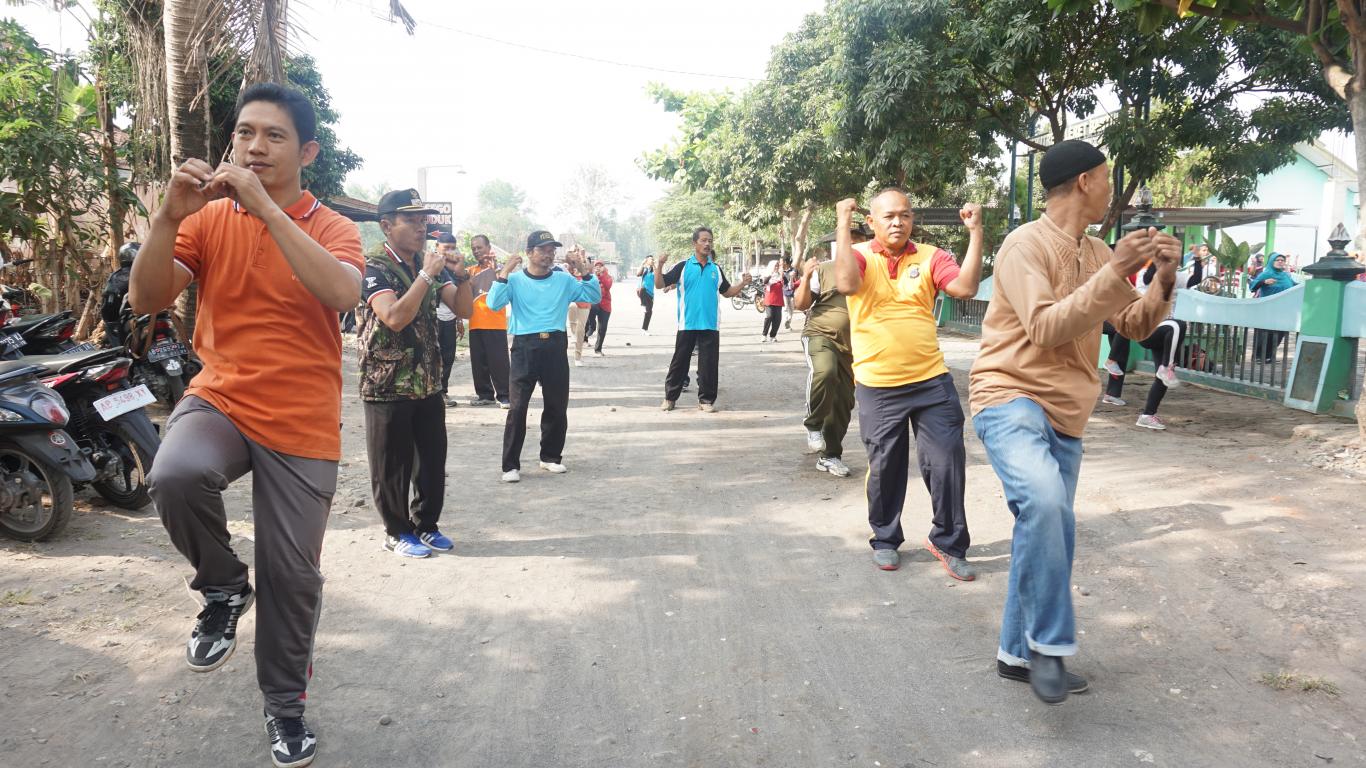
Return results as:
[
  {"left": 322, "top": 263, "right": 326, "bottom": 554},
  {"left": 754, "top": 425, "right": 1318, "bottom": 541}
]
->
[
  {"left": 416, "top": 164, "right": 466, "bottom": 201},
  {"left": 1302, "top": 223, "right": 1366, "bottom": 282},
  {"left": 1120, "top": 187, "right": 1164, "bottom": 234}
]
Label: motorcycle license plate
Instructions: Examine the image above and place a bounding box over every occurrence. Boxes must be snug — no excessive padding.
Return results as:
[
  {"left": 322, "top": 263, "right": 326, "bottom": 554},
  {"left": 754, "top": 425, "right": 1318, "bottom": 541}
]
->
[
  {"left": 0, "top": 332, "right": 24, "bottom": 353},
  {"left": 94, "top": 384, "right": 156, "bottom": 421},
  {"left": 59, "top": 341, "right": 97, "bottom": 356},
  {"left": 147, "top": 341, "right": 188, "bottom": 363}
]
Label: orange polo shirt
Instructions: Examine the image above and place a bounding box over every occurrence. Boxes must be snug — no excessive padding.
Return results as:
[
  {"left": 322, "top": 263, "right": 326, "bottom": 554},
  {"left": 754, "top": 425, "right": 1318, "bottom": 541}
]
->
[
  {"left": 468, "top": 265, "right": 508, "bottom": 331},
  {"left": 173, "top": 193, "right": 364, "bottom": 460},
  {"left": 846, "top": 239, "right": 960, "bottom": 388}
]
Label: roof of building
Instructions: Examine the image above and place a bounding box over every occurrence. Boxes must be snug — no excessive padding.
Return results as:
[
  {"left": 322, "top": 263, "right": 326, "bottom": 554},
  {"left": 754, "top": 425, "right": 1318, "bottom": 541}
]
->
[
  {"left": 1121, "top": 207, "right": 1296, "bottom": 228},
  {"left": 324, "top": 194, "right": 379, "bottom": 222}
]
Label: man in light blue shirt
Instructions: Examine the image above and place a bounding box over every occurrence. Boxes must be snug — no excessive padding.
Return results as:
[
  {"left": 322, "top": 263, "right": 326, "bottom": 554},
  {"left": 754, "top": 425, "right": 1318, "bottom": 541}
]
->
[
  {"left": 487, "top": 231, "right": 600, "bottom": 482},
  {"left": 656, "top": 226, "right": 751, "bottom": 412}
]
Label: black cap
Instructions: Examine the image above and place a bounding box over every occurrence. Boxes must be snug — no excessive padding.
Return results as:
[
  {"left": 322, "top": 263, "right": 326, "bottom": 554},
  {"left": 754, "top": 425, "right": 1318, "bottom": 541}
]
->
[
  {"left": 377, "top": 188, "right": 439, "bottom": 217},
  {"left": 526, "top": 230, "right": 562, "bottom": 250},
  {"left": 435, "top": 232, "right": 458, "bottom": 245},
  {"left": 1039, "top": 140, "right": 1108, "bottom": 190}
]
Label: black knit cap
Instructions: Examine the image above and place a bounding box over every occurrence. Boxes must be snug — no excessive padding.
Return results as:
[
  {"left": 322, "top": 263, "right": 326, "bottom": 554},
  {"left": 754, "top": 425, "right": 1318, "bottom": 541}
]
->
[{"left": 1039, "top": 139, "right": 1108, "bottom": 190}]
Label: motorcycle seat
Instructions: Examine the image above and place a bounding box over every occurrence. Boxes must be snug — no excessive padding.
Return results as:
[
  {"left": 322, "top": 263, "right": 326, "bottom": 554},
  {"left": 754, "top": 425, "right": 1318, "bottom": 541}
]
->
[
  {"left": 5, "top": 311, "right": 73, "bottom": 334},
  {"left": 0, "top": 360, "right": 43, "bottom": 383},
  {"left": 22, "top": 347, "right": 128, "bottom": 376}
]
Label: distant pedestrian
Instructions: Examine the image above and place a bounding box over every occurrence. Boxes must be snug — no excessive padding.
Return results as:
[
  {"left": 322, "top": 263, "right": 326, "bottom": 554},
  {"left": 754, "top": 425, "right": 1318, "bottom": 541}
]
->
[
  {"left": 467, "top": 234, "right": 511, "bottom": 408},
  {"left": 1251, "top": 252, "right": 1295, "bottom": 362},
  {"left": 584, "top": 260, "right": 613, "bottom": 356},
  {"left": 359, "top": 189, "right": 472, "bottom": 560},
  {"left": 782, "top": 257, "right": 797, "bottom": 329},
  {"left": 434, "top": 233, "right": 464, "bottom": 408},
  {"left": 832, "top": 191, "right": 986, "bottom": 580},
  {"left": 792, "top": 222, "right": 869, "bottom": 478},
  {"left": 488, "top": 232, "right": 600, "bottom": 483},
  {"left": 637, "top": 256, "right": 656, "bottom": 334},
  {"left": 565, "top": 246, "right": 592, "bottom": 367},
  {"left": 657, "top": 227, "right": 751, "bottom": 412},
  {"left": 970, "top": 139, "right": 1180, "bottom": 704},
  {"left": 761, "top": 261, "right": 784, "bottom": 342}
]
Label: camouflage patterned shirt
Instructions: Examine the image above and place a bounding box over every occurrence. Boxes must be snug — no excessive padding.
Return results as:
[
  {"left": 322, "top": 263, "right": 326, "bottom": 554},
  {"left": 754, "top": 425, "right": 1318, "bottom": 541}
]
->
[{"left": 357, "top": 243, "right": 452, "bottom": 402}]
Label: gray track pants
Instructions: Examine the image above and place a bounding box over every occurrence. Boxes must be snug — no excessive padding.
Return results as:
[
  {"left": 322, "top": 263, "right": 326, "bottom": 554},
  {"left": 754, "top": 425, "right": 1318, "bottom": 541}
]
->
[{"left": 149, "top": 396, "right": 337, "bottom": 718}]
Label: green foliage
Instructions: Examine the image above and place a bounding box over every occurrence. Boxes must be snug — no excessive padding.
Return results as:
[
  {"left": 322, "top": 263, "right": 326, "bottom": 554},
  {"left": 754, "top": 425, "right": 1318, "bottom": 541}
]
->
[
  {"left": 649, "top": 186, "right": 773, "bottom": 259},
  {"left": 0, "top": 19, "right": 137, "bottom": 268},
  {"left": 209, "top": 54, "right": 363, "bottom": 201},
  {"left": 464, "top": 179, "right": 537, "bottom": 253}
]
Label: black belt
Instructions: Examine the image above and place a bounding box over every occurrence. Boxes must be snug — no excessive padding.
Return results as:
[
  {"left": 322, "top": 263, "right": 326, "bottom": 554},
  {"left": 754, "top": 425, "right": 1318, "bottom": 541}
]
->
[{"left": 516, "top": 331, "right": 567, "bottom": 340}]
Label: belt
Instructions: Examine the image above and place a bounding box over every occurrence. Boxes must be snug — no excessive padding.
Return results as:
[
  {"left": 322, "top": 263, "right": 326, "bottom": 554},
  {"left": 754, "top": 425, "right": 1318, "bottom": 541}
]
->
[{"left": 516, "top": 331, "right": 566, "bottom": 340}]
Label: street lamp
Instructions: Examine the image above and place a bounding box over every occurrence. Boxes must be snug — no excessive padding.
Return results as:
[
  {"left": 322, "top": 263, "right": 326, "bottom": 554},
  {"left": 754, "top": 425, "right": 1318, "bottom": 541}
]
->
[
  {"left": 1121, "top": 187, "right": 1165, "bottom": 234},
  {"left": 1302, "top": 223, "right": 1365, "bottom": 281},
  {"left": 416, "top": 164, "right": 466, "bottom": 200}
]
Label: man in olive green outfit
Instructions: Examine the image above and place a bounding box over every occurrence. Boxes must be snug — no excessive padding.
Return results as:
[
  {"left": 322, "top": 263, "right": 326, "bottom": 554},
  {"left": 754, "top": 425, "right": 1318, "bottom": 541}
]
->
[{"left": 792, "top": 224, "right": 869, "bottom": 478}]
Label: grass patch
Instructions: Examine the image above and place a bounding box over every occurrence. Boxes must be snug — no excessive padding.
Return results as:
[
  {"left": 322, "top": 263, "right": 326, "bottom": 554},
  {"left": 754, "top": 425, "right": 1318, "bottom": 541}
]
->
[
  {"left": 0, "top": 589, "right": 37, "bottom": 607},
  {"left": 1259, "top": 671, "right": 1341, "bottom": 696}
]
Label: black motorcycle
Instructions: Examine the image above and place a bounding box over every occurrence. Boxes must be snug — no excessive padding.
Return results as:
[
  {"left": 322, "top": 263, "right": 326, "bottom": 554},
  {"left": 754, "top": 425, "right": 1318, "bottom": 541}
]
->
[
  {"left": 112, "top": 310, "right": 194, "bottom": 405},
  {"left": 0, "top": 360, "right": 97, "bottom": 541},
  {"left": 0, "top": 310, "right": 84, "bottom": 359},
  {"left": 25, "top": 348, "right": 160, "bottom": 511}
]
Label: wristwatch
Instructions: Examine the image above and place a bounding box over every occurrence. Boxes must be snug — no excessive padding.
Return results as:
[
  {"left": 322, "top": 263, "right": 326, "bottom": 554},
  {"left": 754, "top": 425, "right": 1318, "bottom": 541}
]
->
[{"left": 417, "top": 270, "right": 436, "bottom": 286}]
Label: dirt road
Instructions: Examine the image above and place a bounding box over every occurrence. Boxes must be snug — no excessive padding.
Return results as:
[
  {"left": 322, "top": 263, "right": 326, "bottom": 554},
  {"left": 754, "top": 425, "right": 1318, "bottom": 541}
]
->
[{"left": 2, "top": 282, "right": 1365, "bottom": 767}]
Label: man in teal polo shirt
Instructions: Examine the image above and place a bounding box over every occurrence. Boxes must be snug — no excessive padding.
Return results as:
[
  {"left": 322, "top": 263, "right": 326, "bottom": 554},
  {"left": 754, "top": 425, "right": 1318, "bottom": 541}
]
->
[
  {"left": 656, "top": 226, "right": 751, "bottom": 412},
  {"left": 487, "top": 231, "right": 599, "bottom": 482}
]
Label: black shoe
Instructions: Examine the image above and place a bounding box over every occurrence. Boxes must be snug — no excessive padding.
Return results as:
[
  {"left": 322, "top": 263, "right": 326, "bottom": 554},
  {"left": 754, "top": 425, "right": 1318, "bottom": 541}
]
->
[
  {"left": 1027, "top": 654, "right": 1070, "bottom": 705},
  {"left": 187, "top": 584, "right": 254, "bottom": 672},
  {"left": 265, "top": 710, "right": 317, "bottom": 768},
  {"left": 997, "top": 660, "right": 1089, "bottom": 694}
]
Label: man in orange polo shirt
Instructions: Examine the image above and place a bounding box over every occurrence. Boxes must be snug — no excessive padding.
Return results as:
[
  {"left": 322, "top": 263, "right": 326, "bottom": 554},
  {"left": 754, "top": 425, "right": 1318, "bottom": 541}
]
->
[
  {"left": 833, "top": 190, "right": 985, "bottom": 580},
  {"left": 133, "top": 83, "right": 362, "bottom": 768},
  {"left": 467, "top": 234, "right": 510, "bottom": 407}
]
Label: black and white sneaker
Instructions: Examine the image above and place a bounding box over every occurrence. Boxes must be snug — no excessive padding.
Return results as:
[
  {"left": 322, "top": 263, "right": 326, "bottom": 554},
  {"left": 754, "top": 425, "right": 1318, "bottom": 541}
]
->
[
  {"left": 186, "top": 584, "right": 254, "bottom": 672},
  {"left": 265, "top": 710, "right": 317, "bottom": 768}
]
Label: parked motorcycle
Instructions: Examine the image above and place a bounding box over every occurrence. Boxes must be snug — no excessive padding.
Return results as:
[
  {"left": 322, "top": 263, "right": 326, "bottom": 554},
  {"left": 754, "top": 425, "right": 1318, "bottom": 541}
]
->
[
  {"left": 25, "top": 347, "right": 159, "bottom": 510},
  {"left": 0, "top": 360, "right": 97, "bottom": 541},
  {"left": 108, "top": 310, "right": 194, "bottom": 406},
  {"left": 730, "top": 279, "right": 764, "bottom": 312},
  {"left": 0, "top": 310, "right": 83, "bottom": 359}
]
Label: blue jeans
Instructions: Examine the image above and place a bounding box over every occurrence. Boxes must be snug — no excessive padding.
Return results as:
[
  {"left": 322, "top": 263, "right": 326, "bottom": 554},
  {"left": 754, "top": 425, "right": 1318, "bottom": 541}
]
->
[{"left": 972, "top": 397, "right": 1083, "bottom": 665}]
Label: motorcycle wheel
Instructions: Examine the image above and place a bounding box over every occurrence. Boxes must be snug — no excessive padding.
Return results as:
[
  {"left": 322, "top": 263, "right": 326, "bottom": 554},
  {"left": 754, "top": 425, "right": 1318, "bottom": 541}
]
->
[
  {"left": 0, "top": 443, "right": 75, "bottom": 541},
  {"left": 90, "top": 424, "right": 154, "bottom": 511},
  {"left": 730, "top": 296, "right": 746, "bottom": 311},
  {"left": 166, "top": 373, "right": 186, "bottom": 405},
  {"left": 753, "top": 294, "right": 765, "bottom": 314}
]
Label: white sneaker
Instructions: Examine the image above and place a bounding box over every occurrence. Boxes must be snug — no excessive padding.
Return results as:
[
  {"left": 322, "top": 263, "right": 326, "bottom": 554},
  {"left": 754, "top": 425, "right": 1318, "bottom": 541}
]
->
[
  {"left": 1104, "top": 359, "right": 1124, "bottom": 377},
  {"left": 817, "top": 457, "right": 851, "bottom": 477},
  {"left": 1101, "top": 394, "right": 1126, "bottom": 406},
  {"left": 539, "top": 461, "right": 568, "bottom": 474},
  {"left": 1156, "top": 365, "right": 1180, "bottom": 388},
  {"left": 642, "top": 330, "right": 650, "bottom": 336},
  {"left": 1135, "top": 414, "right": 1167, "bottom": 430},
  {"left": 502, "top": 469, "right": 520, "bottom": 483},
  {"left": 574, "top": 359, "right": 583, "bottom": 367},
  {"left": 805, "top": 430, "right": 826, "bottom": 454}
]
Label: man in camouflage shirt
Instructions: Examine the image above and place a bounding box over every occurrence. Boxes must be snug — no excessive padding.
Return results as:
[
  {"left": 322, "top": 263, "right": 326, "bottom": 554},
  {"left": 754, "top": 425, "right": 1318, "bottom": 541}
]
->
[{"left": 359, "top": 189, "right": 472, "bottom": 559}]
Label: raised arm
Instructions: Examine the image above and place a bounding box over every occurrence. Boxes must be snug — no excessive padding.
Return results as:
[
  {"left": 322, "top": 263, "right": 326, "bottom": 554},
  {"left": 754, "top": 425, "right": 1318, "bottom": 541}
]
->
[
  {"left": 833, "top": 198, "right": 862, "bottom": 296},
  {"left": 941, "top": 203, "right": 985, "bottom": 299},
  {"left": 130, "top": 159, "right": 215, "bottom": 313},
  {"left": 792, "top": 258, "right": 819, "bottom": 311},
  {"left": 370, "top": 249, "right": 448, "bottom": 332}
]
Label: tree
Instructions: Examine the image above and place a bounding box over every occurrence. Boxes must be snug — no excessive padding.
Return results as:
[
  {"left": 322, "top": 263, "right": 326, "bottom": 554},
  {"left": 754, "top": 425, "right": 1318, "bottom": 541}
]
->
[
  {"left": 559, "top": 164, "right": 621, "bottom": 245},
  {"left": 464, "top": 179, "right": 536, "bottom": 253}
]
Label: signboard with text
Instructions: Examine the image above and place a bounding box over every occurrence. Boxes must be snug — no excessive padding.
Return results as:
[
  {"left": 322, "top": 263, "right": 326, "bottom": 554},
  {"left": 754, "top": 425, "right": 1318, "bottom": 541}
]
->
[{"left": 425, "top": 201, "right": 453, "bottom": 240}]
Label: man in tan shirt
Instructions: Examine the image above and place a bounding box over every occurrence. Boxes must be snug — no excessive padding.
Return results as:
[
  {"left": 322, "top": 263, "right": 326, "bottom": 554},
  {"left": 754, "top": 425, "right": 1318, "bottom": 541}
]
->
[{"left": 968, "top": 140, "right": 1180, "bottom": 705}]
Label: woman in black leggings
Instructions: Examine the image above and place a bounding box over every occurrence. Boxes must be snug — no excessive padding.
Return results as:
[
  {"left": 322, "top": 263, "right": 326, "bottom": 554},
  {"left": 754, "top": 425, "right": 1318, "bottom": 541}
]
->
[
  {"left": 761, "top": 265, "right": 784, "bottom": 341},
  {"left": 1105, "top": 319, "right": 1186, "bottom": 430},
  {"left": 637, "top": 257, "right": 655, "bottom": 333}
]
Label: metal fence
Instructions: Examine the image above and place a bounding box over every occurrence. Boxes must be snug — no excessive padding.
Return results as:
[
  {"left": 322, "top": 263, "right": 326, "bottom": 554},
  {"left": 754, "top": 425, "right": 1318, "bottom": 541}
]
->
[
  {"left": 1133, "top": 322, "right": 1299, "bottom": 401},
  {"left": 941, "top": 297, "right": 988, "bottom": 335}
]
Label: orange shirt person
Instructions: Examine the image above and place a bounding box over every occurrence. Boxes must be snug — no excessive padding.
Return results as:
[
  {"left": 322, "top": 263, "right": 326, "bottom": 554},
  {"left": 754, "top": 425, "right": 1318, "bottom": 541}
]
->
[
  {"left": 832, "top": 189, "right": 986, "bottom": 580},
  {"left": 466, "top": 234, "right": 511, "bottom": 406},
  {"left": 131, "top": 83, "right": 361, "bottom": 768}
]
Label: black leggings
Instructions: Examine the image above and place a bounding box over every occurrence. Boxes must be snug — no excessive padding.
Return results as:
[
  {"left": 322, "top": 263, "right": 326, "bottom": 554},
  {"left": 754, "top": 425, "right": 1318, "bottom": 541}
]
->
[
  {"left": 585, "top": 306, "right": 611, "bottom": 353},
  {"left": 1105, "top": 320, "right": 1185, "bottom": 416},
  {"left": 641, "top": 292, "right": 654, "bottom": 330},
  {"left": 763, "top": 305, "right": 782, "bottom": 338}
]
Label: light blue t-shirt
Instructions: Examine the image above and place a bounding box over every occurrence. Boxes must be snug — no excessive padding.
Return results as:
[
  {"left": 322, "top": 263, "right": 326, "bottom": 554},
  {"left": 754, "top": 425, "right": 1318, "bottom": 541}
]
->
[
  {"left": 661, "top": 256, "right": 731, "bottom": 331},
  {"left": 487, "top": 270, "right": 601, "bottom": 335},
  {"left": 641, "top": 269, "right": 655, "bottom": 297}
]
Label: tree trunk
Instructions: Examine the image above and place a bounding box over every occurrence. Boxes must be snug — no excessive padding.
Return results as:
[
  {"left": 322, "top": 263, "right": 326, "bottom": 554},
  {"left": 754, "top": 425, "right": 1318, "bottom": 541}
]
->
[
  {"left": 792, "top": 205, "right": 815, "bottom": 267},
  {"left": 163, "top": 0, "right": 211, "bottom": 339},
  {"left": 1100, "top": 177, "right": 1142, "bottom": 241},
  {"left": 74, "top": 289, "right": 101, "bottom": 342}
]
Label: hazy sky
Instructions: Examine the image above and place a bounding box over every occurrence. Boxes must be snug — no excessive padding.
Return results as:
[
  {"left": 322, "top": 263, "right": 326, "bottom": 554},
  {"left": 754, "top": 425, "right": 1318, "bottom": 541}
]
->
[{"left": 8, "top": 0, "right": 826, "bottom": 232}]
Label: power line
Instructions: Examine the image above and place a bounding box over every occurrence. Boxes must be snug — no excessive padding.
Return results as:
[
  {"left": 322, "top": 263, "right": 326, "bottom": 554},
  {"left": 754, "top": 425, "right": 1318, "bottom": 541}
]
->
[{"left": 330, "top": 0, "right": 760, "bottom": 82}]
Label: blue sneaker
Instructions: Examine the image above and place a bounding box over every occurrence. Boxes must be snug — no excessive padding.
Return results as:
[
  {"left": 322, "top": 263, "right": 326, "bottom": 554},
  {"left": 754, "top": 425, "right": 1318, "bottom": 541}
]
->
[
  {"left": 419, "top": 530, "right": 454, "bottom": 552},
  {"left": 383, "top": 533, "right": 431, "bottom": 559}
]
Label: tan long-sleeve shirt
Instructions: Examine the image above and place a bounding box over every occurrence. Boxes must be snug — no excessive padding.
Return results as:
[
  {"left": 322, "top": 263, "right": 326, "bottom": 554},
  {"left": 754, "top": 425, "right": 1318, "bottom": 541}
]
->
[{"left": 968, "top": 214, "right": 1172, "bottom": 438}]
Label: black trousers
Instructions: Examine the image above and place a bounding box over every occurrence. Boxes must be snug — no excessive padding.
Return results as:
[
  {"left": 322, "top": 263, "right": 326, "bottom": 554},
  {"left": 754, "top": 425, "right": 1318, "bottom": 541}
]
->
[
  {"left": 664, "top": 330, "right": 720, "bottom": 404},
  {"left": 856, "top": 373, "right": 969, "bottom": 557},
  {"left": 641, "top": 292, "right": 654, "bottom": 330},
  {"left": 585, "top": 306, "right": 611, "bottom": 353},
  {"left": 363, "top": 395, "right": 446, "bottom": 538},
  {"left": 1104, "top": 321, "right": 1130, "bottom": 399},
  {"left": 469, "top": 328, "right": 510, "bottom": 402},
  {"left": 438, "top": 318, "right": 458, "bottom": 394},
  {"left": 1106, "top": 319, "right": 1186, "bottom": 416},
  {"left": 503, "top": 332, "right": 571, "bottom": 472},
  {"left": 763, "top": 305, "right": 782, "bottom": 338}
]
